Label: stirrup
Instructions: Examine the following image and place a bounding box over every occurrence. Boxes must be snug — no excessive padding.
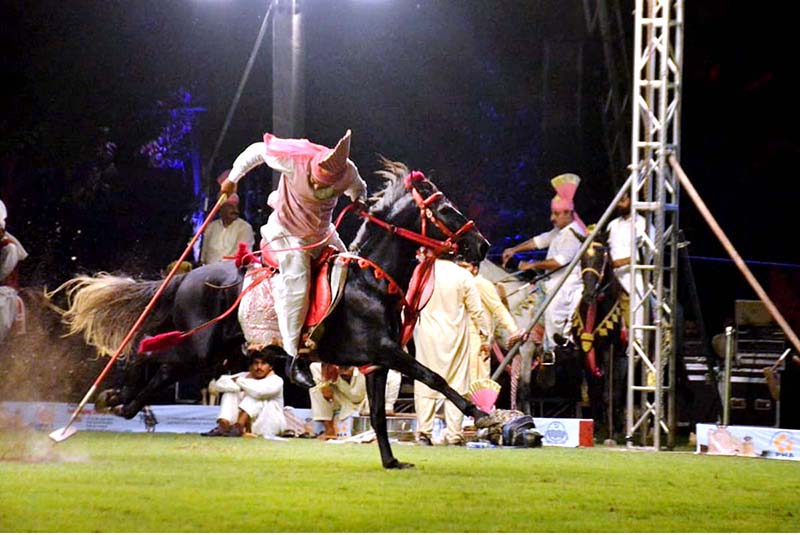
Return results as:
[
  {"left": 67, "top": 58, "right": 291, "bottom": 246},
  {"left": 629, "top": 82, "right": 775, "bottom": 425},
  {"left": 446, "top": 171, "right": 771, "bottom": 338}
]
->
[{"left": 541, "top": 350, "right": 556, "bottom": 366}]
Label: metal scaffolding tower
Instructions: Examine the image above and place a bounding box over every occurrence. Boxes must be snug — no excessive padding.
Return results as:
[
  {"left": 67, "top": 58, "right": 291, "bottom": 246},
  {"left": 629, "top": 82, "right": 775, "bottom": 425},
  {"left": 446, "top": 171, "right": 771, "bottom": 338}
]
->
[{"left": 627, "top": 0, "right": 683, "bottom": 449}]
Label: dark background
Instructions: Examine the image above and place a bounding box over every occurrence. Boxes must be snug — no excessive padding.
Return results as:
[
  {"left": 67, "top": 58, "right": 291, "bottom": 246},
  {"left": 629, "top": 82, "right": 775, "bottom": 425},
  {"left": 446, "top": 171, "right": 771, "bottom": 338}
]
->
[{"left": 2, "top": 0, "right": 799, "bottom": 346}]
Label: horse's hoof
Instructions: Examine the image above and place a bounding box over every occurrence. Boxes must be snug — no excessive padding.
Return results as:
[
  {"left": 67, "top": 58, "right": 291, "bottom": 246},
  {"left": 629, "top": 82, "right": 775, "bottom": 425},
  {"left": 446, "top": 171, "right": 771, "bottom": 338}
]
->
[
  {"left": 112, "top": 404, "right": 139, "bottom": 419},
  {"left": 384, "top": 459, "right": 415, "bottom": 470},
  {"left": 94, "top": 389, "right": 120, "bottom": 412}
]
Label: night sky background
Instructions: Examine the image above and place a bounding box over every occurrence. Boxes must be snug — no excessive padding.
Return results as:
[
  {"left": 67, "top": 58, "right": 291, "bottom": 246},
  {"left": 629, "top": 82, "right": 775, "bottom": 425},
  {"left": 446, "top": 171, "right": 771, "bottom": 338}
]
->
[{"left": 2, "top": 0, "right": 799, "bottom": 337}]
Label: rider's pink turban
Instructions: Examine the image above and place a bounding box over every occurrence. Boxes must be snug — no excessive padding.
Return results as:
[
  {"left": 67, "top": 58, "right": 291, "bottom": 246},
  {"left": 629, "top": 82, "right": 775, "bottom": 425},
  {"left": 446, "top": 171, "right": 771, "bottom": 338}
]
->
[
  {"left": 263, "top": 129, "right": 352, "bottom": 186},
  {"left": 550, "top": 173, "right": 587, "bottom": 233}
]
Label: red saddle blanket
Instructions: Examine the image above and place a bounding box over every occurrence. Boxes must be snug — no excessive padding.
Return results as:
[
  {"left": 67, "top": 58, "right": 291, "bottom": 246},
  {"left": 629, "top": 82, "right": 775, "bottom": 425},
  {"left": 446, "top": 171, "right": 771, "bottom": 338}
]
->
[
  {"left": 259, "top": 240, "right": 337, "bottom": 328},
  {"left": 138, "top": 245, "right": 340, "bottom": 355}
]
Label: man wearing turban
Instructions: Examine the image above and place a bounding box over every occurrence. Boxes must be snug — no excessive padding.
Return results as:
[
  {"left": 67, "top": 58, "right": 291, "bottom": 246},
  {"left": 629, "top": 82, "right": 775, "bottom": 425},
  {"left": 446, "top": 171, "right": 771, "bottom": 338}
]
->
[
  {"left": 220, "top": 130, "right": 367, "bottom": 389},
  {"left": 501, "top": 173, "right": 586, "bottom": 352},
  {"left": 200, "top": 170, "right": 255, "bottom": 266}
]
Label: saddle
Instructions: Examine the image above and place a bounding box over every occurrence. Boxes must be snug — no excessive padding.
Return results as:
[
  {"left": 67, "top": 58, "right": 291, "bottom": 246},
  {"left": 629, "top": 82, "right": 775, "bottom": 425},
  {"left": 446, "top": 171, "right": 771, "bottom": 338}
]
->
[
  {"left": 255, "top": 240, "right": 436, "bottom": 351},
  {"left": 138, "top": 244, "right": 348, "bottom": 356},
  {"left": 240, "top": 242, "right": 348, "bottom": 352},
  {"left": 259, "top": 242, "right": 344, "bottom": 329}
]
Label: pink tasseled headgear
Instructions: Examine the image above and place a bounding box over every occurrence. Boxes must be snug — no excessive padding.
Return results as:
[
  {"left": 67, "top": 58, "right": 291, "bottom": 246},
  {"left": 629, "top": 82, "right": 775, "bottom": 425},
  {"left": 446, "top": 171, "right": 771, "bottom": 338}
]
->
[
  {"left": 216, "top": 169, "right": 239, "bottom": 205},
  {"left": 550, "top": 173, "right": 587, "bottom": 233},
  {"left": 263, "top": 129, "right": 351, "bottom": 186}
]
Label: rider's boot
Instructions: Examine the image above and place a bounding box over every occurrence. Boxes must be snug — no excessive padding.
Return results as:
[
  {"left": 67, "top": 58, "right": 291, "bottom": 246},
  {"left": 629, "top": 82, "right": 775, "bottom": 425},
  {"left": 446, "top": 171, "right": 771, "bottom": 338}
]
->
[{"left": 286, "top": 355, "right": 315, "bottom": 389}]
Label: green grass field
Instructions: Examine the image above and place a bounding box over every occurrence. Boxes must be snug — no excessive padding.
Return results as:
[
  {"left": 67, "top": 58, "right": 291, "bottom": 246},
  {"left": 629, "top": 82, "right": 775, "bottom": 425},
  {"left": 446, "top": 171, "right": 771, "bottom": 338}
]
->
[{"left": 0, "top": 430, "right": 798, "bottom": 532}]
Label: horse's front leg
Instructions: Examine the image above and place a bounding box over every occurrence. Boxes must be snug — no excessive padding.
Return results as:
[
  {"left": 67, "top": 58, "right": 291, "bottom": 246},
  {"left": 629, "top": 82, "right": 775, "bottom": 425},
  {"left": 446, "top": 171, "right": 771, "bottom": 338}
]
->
[
  {"left": 365, "top": 368, "right": 413, "bottom": 469},
  {"left": 379, "top": 344, "right": 496, "bottom": 428},
  {"left": 95, "top": 356, "right": 148, "bottom": 413}
]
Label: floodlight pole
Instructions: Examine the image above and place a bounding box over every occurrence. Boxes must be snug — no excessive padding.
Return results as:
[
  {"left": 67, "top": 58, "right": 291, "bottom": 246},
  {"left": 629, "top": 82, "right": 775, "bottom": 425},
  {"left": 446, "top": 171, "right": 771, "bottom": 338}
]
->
[{"left": 272, "top": 0, "right": 305, "bottom": 190}]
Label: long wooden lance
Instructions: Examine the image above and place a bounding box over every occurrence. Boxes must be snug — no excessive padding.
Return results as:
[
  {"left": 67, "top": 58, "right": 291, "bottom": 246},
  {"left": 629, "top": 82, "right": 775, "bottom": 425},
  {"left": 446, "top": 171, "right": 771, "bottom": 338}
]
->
[{"left": 49, "top": 193, "right": 230, "bottom": 443}]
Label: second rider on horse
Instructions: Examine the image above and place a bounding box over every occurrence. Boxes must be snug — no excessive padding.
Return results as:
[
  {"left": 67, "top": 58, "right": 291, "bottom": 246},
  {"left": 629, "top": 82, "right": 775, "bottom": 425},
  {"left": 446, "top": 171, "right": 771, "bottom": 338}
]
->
[{"left": 220, "top": 129, "right": 367, "bottom": 388}]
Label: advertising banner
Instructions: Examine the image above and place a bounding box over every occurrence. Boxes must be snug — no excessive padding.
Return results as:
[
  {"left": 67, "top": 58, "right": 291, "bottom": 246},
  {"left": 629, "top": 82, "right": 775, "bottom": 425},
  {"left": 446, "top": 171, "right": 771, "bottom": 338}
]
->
[
  {"left": 1, "top": 402, "right": 593, "bottom": 447},
  {"left": 535, "top": 417, "right": 594, "bottom": 447},
  {"left": 696, "top": 423, "right": 800, "bottom": 461},
  {"left": 0, "top": 401, "right": 313, "bottom": 436}
]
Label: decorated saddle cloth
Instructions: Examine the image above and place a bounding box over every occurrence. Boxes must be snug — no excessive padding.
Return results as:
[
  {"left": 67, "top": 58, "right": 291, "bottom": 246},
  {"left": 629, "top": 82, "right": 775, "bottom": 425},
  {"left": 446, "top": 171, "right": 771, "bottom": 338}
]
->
[{"left": 237, "top": 250, "right": 348, "bottom": 350}]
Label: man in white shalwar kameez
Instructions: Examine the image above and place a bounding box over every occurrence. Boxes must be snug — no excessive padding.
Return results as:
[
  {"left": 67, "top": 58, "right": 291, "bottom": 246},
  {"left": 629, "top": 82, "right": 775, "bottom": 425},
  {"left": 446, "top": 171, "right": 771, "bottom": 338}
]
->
[
  {"left": 413, "top": 258, "right": 489, "bottom": 446},
  {"left": 202, "top": 353, "right": 286, "bottom": 438},
  {"left": 309, "top": 363, "right": 366, "bottom": 438},
  {"left": 465, "top": 262, "right": 524, "bottom": 384},
  {"left": 502, "top": 174, "right": 586, "bottom": 352},
  {"left": 200, "top": 172, "right": 255, "bottom": 265},
  {"left": 607, "top": 191, "right": 646, "bottom": 341}
]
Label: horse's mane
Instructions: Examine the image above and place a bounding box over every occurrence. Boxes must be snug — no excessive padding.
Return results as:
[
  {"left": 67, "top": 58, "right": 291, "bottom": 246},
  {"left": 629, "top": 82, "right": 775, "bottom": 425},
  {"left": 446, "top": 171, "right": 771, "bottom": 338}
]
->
[
  {"left": 350, "top": 157, "right": 414, "bottom": 251},
  {"left": 370, "top": 156, "right": 411, "bottom": 214}
]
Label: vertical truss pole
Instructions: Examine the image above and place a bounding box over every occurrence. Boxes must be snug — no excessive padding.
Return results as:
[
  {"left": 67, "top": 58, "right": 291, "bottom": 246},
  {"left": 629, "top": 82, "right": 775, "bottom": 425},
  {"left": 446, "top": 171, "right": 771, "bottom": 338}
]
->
[{"left": 627, "top": 0, "right": 683, "bottom": 450}]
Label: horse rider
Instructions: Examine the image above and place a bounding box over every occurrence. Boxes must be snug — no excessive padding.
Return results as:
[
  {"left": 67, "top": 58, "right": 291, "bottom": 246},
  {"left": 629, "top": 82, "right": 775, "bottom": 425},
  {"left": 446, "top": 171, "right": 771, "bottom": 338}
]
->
[
  {"left": 501, "top": 173, "right": 586, "bottom": 354},
  {"left": 220, "top": 130, "right": 367, "bottom": 389}
]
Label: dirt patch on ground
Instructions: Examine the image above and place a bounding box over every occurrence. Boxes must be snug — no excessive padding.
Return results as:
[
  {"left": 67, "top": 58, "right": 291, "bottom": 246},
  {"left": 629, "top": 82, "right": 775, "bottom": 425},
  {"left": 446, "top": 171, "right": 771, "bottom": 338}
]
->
[{"left": 0, "top": 429, "right": 89, "bottom": 463}]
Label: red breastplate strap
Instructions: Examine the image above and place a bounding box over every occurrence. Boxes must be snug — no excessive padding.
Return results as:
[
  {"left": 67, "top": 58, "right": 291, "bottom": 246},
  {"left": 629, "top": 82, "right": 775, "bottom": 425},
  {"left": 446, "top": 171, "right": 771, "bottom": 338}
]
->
[{"left": 581, "top": 302, "right": 603, "bottom": 378}]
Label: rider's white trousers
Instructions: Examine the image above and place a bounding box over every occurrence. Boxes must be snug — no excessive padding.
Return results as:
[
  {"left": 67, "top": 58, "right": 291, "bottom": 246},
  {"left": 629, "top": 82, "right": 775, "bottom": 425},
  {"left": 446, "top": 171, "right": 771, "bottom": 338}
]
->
[
  {"left": 543, "top": 281, "right": 583, "bottom": 352},
  {"left": 260, "top": 218, "right": 345, "bottom": 357}
]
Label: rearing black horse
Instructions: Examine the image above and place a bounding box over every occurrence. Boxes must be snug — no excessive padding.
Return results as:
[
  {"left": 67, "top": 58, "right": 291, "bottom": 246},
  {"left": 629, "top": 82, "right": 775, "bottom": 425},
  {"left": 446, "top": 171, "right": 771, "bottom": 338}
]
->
[{"left": 56, "top": 159, "right": 493, "bottom": 469}]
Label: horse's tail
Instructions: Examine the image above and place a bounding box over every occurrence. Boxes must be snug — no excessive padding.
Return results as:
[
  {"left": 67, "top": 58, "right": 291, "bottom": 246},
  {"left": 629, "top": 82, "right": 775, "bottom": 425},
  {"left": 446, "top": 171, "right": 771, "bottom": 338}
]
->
[{"left": 47, "top": 272, "right": 184, "bottom": 359}]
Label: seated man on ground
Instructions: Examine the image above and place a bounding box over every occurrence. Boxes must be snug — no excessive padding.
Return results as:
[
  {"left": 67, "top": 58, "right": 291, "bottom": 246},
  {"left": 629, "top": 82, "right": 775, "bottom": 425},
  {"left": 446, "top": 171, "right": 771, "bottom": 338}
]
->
[
  {"left": 202, "top": 352, "right": 286, "bottom": 438},
  {"left": 309, "top": 363, "right": 366, "bottom": 439}
]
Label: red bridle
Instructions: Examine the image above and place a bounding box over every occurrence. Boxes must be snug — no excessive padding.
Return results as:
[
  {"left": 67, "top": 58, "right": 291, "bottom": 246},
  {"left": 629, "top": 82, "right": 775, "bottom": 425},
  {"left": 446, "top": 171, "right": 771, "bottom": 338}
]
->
[{"left": 357, "top": 170, "right": 476, "bottom": 255}]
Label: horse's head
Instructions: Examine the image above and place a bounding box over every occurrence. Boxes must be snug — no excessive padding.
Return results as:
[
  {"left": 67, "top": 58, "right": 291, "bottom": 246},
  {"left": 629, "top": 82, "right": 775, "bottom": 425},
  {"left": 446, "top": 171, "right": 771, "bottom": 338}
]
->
[
  {"left": 580, "top": 235, "right": 610, "bottom": 304},
  {"left": 360, "top": 159, "right": 489, "bottom": 263}
]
